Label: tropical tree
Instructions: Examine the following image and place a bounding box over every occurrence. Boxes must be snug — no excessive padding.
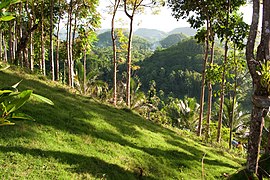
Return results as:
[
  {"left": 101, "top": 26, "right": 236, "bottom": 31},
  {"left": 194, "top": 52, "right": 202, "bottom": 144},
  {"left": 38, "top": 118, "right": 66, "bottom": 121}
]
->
[
  {"left": 246, "top": 0, "right": 270, "bottom": 175},
  {"left": 110, "top": 0, "right": 121, "bottom": 106},
  {"left": 123, "top": 0, "right": 162, "bottom": 108}
]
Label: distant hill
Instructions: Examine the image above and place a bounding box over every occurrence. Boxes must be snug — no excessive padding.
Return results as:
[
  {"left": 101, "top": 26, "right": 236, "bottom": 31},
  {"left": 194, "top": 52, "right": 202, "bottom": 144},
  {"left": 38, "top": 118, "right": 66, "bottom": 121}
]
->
[
  {"left": 96, "top": 27, "right": 196, "bottom": 50},
  {"left": 137, "top": 38, "right": 204, "bottom": 99},
  {"left": 134, "top": 28, "right": 167, "bottom": 42},
  {"left": 168, "top": 27, "right": 197, "bottom": 37},
  {"left": 159, "top": 33, "right": 188, "bottom": 48}
]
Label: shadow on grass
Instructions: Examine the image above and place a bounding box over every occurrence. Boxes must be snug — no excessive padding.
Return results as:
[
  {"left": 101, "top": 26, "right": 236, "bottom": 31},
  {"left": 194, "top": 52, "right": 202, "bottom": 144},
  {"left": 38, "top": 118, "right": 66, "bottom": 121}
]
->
[
  {"left": 0, "top": 71, "right": 187, "bottom": 143},
  {"left": 166, "top": 139, "right": 238, "bottom": 169},
  {"left": 0, "top": 145, "right": 155, "bottom": 180},
  {"left": 0, "top": 71, "right": 238, "bottom": 177}
]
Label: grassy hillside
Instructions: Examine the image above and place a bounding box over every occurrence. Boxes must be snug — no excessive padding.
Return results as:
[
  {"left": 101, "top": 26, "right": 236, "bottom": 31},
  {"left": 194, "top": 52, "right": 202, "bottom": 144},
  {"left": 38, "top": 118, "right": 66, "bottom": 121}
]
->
[{"left": 0, "top": 69, "right": 244, "bottom": 179}]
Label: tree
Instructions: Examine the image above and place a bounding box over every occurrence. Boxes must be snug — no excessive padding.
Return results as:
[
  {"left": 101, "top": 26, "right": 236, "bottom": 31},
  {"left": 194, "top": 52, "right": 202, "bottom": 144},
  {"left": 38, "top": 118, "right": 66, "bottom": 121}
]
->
[
  {"left": 123, "top": 0, "right": 161, "bottom": 107},
  {"left": 246, "top": 0, "right": 270, "bottom": 175},
  {"left": 168, "top": 0, "right": 215, "bottom": 136},
  {"left": 111, "top": 0, "right": 121, "bottom": 106},
  {"left": 49, "top": 0, "right": 55, "bottom": 80}
]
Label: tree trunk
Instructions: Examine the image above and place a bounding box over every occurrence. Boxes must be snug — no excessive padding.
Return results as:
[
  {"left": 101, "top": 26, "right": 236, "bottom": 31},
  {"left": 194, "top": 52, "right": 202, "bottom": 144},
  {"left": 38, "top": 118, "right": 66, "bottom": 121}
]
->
[
  {"left": 55, "top": 0, "right": 61, "bottom": 81},
  {"left": 13, "top": 21, "right": 16, "bottom": 65},
  {"left": 124, "top": 2, "right": 135, "bottom": 108},
  {"left": 29, "top": 19, "right": 34, "bottom": 71},
  {"left": 50, "top": 0, "right": 55, "bottom": 81},
  {"left": 217, "top": 0, "right": 230, "bottom": 143},
  {"left": 217, "top": 39, "right": 229, "bottom": 143},
  {"left": 197, "top": 18, "right": 210, "bottom": 136},
  {"left": 83, "top": 48, "right": 87, "bottom": 94},
  {"left": 206, "top": 40, "right": 215, "bottom": 141},
  {"left": 111, "top": 0, "right": 121, "bottom": 107},
  {"left": 68, "top": 0, "right": 74, "bottom": 87},
  {"left": 229, "top": 45, "right": 237, "bottom": 149},
  {"left": 246, "top": 0, "right": 270, "bottom": 174},
  {"left": 41, "top": 0, "right": 46, "bottom": 76},
  {"left": 8, "top": 21, "right": 14, "bottom": 64},
  {"left": 66, "top": 11, "right": 70, "bottom": 85},
  {"left": 18, "top": 2, "right": 23, "bottom": 66},
  {"left": 0, "top": 30, "right": 2, "bottom": 60},
  {"left": 3, "top": 33, "right": 8, "bottom": 62}
]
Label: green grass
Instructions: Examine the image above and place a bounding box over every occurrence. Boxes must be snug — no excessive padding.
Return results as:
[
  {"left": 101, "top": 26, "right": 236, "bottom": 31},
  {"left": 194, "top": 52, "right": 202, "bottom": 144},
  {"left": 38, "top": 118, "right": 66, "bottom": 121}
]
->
[{"left": 0, "top": 69, "right": 245, "bottom": 179}]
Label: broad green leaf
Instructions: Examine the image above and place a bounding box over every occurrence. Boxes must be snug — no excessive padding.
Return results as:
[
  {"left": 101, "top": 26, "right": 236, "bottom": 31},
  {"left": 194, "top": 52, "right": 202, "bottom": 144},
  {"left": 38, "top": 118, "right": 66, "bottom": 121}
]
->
[
  {"left": 31, "top": 93, "right": 54, "bottom": 105},
  {"left": 6, "top": 90, "right": 32, "bottom": 114},
  {"left": 0, "top": 118, "right": 15, "bottom": 126},
  {"left": 0, "top": 15, "right": 15, "bottom": 21},
  {"left": 10, "top": 112, "right": 35, "bottom": 121},
  {"left": 0, "top": 90, "right": 13, "bottom": 95}
]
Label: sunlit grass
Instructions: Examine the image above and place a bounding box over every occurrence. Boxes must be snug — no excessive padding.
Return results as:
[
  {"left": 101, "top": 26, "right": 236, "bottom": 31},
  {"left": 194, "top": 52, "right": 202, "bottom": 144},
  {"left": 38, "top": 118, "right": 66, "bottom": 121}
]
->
[{"left": 0, "top": 69, "right": 244, "bottom": 179}]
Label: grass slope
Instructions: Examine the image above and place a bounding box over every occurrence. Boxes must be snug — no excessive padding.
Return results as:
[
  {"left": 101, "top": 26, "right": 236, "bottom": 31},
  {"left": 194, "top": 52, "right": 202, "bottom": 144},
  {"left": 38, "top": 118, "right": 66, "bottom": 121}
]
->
[{"left": 0, "top": 69, "right": 244, "bottom": 179}]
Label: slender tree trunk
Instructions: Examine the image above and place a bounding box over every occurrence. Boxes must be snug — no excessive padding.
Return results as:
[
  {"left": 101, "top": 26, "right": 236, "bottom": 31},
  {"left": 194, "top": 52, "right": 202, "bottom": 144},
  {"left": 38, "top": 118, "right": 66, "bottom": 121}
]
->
[
  {"left": 41, "top": 0, "right": 46, "bottom": 76},
  {"left": 206, "top": 40, "right": 215, "bottom": 141},
  {"left": 13, "top": 21, "right": 16, "bottom": 65},
  {"left": 8, "top": 21, "right": 14, "bottom": 64},
  {"left": 50, "top": 0, "right": 55, "bottom": 81},
  {"left": 66, "top": 13, "right": 70, "bottom": 85},
  {"left": 18, "top": 2, "right": 23, "bottom": 66},
  {"left": 229, "top": 45, "right": 237, "bottom": 149},
  {"left": 83, "top": 48, "right": 87, "bottom": 94},
  {"left": 0, "top": 30, "right": 2, "bottom": 60},
  {"left": 68, "top": 0, "right": 74, "bottom": 87},
  {"left": 124, "top": 2, "right": 135, "bottom": 108},
  {"left": 29, "top": 19, "right": 34, "bottom": 71},
  {"left": 217, "top": 0, "right": 230, "bottom": 143},
  {"left": 111, "top": 0, "right": 121, "bottom": 106},
  {"left": 55, "top": 0, "right": 61, "bottom": 81},
  {"left": 217, "top": 39, "right": 229, "bottom": 143},
  {"left": 197, "top": 18, "right": 210, "bottom": 136},
  {"left": 246, "top": 0, "right": 270, "bottom": 174},
  {"left": 3, "top": 34, "right": 8, "bottom": 62}
]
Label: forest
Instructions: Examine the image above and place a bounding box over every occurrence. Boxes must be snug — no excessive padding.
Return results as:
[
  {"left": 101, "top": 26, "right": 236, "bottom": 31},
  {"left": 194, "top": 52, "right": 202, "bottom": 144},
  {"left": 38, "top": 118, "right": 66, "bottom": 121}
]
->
[{"left": 0, "top": 0, "right": 270, "bottom": 179}]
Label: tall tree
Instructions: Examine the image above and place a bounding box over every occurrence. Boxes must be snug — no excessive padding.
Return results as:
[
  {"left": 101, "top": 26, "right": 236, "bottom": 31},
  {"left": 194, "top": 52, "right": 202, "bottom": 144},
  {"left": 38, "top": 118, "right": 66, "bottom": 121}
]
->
[
  {"left": 246, "top": 0, "right": 270, "bottom": 175},
  {"left": 168, "top": 0, "right": 213, "bottom": 136},
  {"left": 50, "top": 0, "right": 55, "bottom": 80},
  {"left": 41, "top": 0, "right": 46, "bottom": 76},
  {"left": 216, "top": 0, "right": 231, "bottom": 143},
  {"left": 123, "top": 0, "right": 140, "bottom": 107},
  {"left": 111, "top": 0, "right": 121, "bottom": 107},
  {"left": 123, "top": 0, "right": 161, "bottom": 107}
]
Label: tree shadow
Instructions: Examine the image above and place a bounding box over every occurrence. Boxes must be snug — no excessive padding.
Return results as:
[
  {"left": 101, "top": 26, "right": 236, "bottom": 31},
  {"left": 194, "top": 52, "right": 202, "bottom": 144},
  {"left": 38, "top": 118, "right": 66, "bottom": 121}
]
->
[
  {"left": 0, "top": 71, "right": 188, "bottom": 144},
  {"left": 166, "top": 139, "right": 238, "bottom": 169},
  {"left": 0, "top": 145, "right": 155, "bottom": 179}
]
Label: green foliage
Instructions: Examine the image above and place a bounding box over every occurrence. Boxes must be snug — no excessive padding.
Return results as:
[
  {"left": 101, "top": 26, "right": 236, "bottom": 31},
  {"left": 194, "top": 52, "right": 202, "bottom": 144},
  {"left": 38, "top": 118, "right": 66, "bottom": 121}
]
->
[
  {"left": 162, "top": 96, "right": 199, "bottom": 131},
  {"left": 137, "top": 38, "right": 204, "bottom": 99},
  {"left": 0, "top": 0, "right": 21, "bottom": 22},
  {"left": 258, "top": 153, "right": 270, "bottom": 179},
  {"left": 228, "top": 169, "right": 259, "bottom": 180},
  {"left": 159, "top": 33, "right": 187, "bottom": 48},
  {"left": 258, "top": 61, "right": 270, "bottom": 93},
  {"left": 0, "top": 81, "right": 53, "bottom": 126}
]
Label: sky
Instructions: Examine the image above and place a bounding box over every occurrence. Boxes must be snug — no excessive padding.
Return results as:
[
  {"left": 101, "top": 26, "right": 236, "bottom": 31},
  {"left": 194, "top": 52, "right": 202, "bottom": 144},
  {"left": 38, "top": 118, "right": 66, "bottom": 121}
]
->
[{"left": 97, "top": 1, "right": 253, "bottom": 32}]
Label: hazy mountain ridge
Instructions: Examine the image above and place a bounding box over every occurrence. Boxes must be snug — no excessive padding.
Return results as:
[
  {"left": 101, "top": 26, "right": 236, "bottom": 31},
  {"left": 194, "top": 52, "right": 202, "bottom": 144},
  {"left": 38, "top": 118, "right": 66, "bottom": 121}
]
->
[{"left": 96, "top": 27, "right": 197, "bottom": 49}]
